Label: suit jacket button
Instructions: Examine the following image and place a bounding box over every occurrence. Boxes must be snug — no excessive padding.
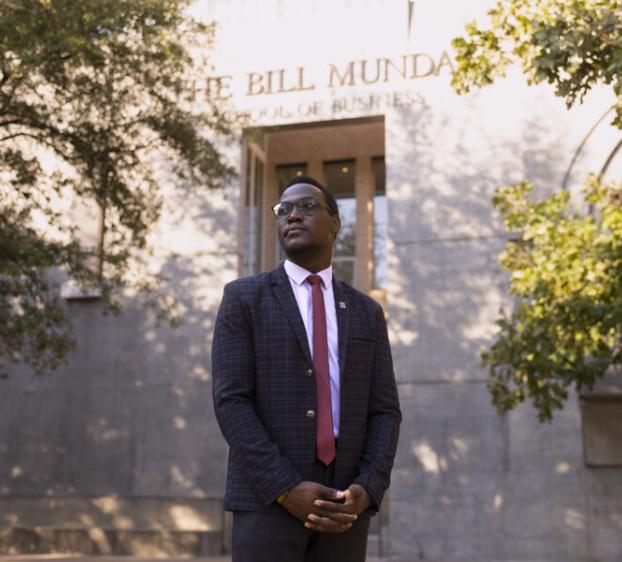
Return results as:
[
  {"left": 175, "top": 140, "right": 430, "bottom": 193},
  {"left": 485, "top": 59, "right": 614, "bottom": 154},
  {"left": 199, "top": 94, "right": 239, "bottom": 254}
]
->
[
  {"left": 306, "top": 368, "right": 314, "bottom": 376},
  {"left": 306, "top": 409, "right": 316, "bottom": 418}
]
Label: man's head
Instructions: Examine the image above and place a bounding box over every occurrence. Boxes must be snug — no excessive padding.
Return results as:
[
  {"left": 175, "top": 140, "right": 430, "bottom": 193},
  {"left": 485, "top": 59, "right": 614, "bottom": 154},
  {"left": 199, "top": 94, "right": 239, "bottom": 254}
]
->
[
  {"left": 272, "top": 176, "right": 340, "bottom": 267},
  {"left": 283, "top": 176, "right": 340, "bottom": 219}
]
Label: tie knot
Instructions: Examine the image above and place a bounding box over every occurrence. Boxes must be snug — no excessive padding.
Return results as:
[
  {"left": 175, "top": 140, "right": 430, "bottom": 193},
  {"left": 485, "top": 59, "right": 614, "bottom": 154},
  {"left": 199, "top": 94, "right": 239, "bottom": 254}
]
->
[{"left": 307, "top": 274, "right": 323, "bottom": 287}]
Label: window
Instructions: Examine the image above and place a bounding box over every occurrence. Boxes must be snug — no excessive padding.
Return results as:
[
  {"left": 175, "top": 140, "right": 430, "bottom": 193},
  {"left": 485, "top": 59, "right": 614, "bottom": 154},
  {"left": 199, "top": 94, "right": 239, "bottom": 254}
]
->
[
  {"left": 240, "top": 117, "right": 386, "bottom": 297},
  {"left": 276, "top": 163, "right": 307, "bottom": 193},
  {"left": 580, "top": 370, "right": 622, "bottom": 466},
  {"left": 241, "top": 144, "right": 265, "bottom": 276},
  {"left": 373, "top": 156, "right": 388, "bottom": 289},
  {"left": 60, "top": 195, "right": 103, "bottom": 300},
  {"left": 324, "top": 159, "right": 356, "bottom": 286}
]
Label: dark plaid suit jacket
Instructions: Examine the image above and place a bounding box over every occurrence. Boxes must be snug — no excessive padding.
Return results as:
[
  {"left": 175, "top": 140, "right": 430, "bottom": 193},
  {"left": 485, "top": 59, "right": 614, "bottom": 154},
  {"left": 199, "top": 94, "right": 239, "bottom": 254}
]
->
[{"left": 212, "top": 262, "right": 401, "bottom": 512}]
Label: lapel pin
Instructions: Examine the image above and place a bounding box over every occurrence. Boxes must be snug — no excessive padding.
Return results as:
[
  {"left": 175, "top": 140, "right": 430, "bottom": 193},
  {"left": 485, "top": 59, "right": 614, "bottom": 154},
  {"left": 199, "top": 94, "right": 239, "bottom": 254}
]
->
[{"left": 339, "top": 301, "right": 347, "bottom": 309}]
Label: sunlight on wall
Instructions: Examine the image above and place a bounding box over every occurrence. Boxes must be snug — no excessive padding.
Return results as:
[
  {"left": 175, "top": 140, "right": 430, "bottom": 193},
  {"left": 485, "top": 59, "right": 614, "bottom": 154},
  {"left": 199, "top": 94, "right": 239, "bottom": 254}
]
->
[
  {"left": 87, "top": 527, "right": 112, "bottom": 554},
  {"left": 170, "top": 466, "right": 195, "bottom": 491},
  {"left": 451, "top": 437, "right": 470, "bottom": 459},
  {"left": 87, "top": 419, "right": 127, "bottom": 443},
  {"left": 143, "top": 330, "right": 157, "bottom": 342},
  {"left": 493, "top": 493, "right": 503, "bottom": 511},
  {"left": 173, "top": 416, "right": 187, "bottom": 430},
  {"left": 412, "top": 441, "right": 446, "bottom": 474},
  {"left": 92, "top": 497, "right": 121, "bottom": 513},
  {"left": 192, "top": 365, "right": 210, "bottom": 381},
  {"left": 169, "top": 505, "right": 213, "bottom": 531},
  {"left": 460, "top": 290, "right": 505, "bottom": 343},
  {"left": 78, "top": 514, "right": 95, "bottom": 526},
  {"left": 112, "top": 515, "right": 134, "bottom": 530},
  {"left": 564, "top": 509, "right": 585, "bottom": 530}
]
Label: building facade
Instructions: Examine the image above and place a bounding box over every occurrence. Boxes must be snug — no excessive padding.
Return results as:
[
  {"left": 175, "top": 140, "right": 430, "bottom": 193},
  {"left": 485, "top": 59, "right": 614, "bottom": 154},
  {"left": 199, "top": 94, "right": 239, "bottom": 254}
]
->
[{"left": 1, "top": 0, "right": 621, "bottom": 560}]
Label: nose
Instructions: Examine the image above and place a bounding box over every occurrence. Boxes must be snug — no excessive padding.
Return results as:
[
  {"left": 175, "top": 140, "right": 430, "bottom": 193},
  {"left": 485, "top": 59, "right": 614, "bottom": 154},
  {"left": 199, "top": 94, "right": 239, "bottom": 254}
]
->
[{"left": 286, "top": 205, "right": 303, "bottom": 221}]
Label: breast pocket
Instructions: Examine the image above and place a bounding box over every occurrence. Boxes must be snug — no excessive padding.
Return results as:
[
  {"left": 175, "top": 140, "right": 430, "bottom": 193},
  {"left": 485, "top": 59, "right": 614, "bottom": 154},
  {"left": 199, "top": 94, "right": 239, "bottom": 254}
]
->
[
  {"left": 351, "top": 335, "right": 377, "bottom": 344},
  {"left": 346, "top": 334, "right": 377, "bottom": 380}
]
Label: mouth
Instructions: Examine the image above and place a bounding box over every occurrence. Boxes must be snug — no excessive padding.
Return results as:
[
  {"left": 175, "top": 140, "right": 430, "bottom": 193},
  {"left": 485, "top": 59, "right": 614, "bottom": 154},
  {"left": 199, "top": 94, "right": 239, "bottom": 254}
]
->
[{"left": 284, "top": 226, "right": 306, "bottom": 238}]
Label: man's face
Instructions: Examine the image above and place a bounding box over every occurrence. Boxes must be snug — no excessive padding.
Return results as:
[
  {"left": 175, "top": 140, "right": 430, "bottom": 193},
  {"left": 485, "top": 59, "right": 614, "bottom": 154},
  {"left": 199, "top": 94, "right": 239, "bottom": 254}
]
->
[{"left": 275, "top": 183, "right": 340, "bottom": 259}]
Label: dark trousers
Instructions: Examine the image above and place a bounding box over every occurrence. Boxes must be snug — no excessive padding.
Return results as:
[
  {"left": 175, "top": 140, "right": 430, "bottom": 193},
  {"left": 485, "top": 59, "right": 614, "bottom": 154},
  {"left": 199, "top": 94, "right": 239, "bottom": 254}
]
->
[{"left": 232, "top": 459, "right": 371, "bottom": 562}]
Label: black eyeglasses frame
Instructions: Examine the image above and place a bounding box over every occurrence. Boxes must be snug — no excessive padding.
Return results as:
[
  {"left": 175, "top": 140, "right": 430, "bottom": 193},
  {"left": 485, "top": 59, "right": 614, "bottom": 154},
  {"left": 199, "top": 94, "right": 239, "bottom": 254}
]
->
[{"left": 271, "top": 196, "right": 329, "bottom": 220}]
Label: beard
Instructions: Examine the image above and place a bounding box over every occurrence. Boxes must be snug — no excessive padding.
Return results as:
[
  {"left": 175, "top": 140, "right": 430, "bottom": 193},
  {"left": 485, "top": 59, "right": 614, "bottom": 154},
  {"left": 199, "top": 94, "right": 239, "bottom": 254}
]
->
[{"left": 282, "top": 241, "right": 320, "bottom": 259}]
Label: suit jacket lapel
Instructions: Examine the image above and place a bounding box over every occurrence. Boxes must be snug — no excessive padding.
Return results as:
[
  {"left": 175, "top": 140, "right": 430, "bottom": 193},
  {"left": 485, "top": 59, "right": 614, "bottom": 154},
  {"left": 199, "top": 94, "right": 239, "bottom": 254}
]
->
[
  {"left": 332, "top": 277, "right": 350, "bottom": 379},
  {"left": 271, "top": 263, "right": 312, "bottom": 364}
]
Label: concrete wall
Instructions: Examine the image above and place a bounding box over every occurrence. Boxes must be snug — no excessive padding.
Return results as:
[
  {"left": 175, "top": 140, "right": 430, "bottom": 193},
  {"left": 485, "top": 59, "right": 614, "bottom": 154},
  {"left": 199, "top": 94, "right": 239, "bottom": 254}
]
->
[
  {"left": 1, "top": 0, "right": 621, "bottom": 560},
  {"left": 382, "top": 58, "right": 622, "bottom": 559},
  {"left": 0, "top": 181, "right": 239, "bottom": 555}
]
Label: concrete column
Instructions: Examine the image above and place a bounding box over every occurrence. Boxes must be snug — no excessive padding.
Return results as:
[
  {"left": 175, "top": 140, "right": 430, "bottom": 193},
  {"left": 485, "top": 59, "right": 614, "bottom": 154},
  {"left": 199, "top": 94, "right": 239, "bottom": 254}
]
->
[
  {"left": 354, "top": 156, "right": 374, "bottom": 293},
  {"left": 262, "top": 158, "right": 278, "bottom": 271},
  {"left": 307, "top": 160, "right": 325, "bottom": 183}
]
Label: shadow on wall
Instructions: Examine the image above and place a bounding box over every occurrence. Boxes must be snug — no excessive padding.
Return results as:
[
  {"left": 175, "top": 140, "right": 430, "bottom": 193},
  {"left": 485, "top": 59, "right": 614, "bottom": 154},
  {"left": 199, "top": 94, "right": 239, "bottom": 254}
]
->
[
  {"left": 385, "top": 94, "right": 571, "bottom": 385},
  {"left": 0, "top": 180, "right": 238, "bottom": 555},
  {"left": 383, "top": 91, "right": 621, "bottom": 561},
  {"left": 1, "top": 84, "right": 620, "bottom": 560}
]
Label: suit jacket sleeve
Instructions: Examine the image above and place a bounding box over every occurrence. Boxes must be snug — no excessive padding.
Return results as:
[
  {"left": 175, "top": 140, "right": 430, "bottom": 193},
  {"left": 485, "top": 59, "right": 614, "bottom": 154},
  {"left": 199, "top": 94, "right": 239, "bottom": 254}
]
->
[
  {"left": 212, "top": 282, "right": 302, "bottom": 507},
  {"left": 353, "top": 304, "right": 402, "bottom": 509}
]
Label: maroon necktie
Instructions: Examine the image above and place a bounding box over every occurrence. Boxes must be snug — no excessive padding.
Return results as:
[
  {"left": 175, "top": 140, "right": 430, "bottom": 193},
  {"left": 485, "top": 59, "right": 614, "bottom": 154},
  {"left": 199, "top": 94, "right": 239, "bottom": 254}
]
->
[{"left": 307, "top": 274, "right": 336, "bottom": 465}]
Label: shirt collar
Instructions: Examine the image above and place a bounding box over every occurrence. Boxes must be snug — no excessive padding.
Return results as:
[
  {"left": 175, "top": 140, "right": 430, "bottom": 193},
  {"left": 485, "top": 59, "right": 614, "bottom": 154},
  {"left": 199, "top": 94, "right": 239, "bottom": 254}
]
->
[{"left": 284, "top": 260, "right": 333, "bottom": 288}]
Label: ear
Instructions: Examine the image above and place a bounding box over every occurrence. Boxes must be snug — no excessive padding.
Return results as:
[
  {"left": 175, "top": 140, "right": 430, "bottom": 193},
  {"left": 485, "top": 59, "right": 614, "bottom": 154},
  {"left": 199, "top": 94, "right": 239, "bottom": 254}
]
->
[{"left": 330, "top": 215, "right": 340, "bottom": 240}]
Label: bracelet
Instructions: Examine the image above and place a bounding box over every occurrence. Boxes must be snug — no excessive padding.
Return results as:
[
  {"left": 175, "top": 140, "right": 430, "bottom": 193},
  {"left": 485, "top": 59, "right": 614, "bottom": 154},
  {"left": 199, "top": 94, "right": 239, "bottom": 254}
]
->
[{"left": 276, "top": 489, "right": 290, "bottom": 505}]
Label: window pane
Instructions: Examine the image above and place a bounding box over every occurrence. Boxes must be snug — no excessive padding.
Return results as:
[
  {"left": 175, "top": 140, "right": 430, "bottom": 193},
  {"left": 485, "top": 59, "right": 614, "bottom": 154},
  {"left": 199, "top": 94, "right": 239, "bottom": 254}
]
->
[
  {"left": 244, "top": 147, "right": 252, "bottom": 206},
  {"left": 242, "top": 205, "right": 251, "bottom": 273},
  {"left": 276, "top": 163, "right": 307, "bottom": 194},
  {"left": 373, "top": 157, "right": 387, "bottom": 288},
  {"left": 275, "top": 163, "right": 307, "bottom": 262},
  {"left": 254, "top": 157, "right": 264, "bottom": 272},
  {"left": 332, "top": 259, "right": 354, "bottom": 287},
  {"left": 242, "top": 148, "right": 253, "bottom": 274},
  {"left": 324, "top": 160, "right": 356, "bottom": 285},
  {"left": 242, "top": 148, "right": 263, "bottom": 276}
]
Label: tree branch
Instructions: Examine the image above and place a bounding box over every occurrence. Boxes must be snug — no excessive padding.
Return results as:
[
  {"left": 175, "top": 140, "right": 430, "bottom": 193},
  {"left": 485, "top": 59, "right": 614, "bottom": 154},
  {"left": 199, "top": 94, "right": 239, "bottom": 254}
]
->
[
  {"left": 598, "top": 137, "right": 622, "bottom": 181},
  {"left": 562, "top": 105, "right": 616, "bottom": 190}
]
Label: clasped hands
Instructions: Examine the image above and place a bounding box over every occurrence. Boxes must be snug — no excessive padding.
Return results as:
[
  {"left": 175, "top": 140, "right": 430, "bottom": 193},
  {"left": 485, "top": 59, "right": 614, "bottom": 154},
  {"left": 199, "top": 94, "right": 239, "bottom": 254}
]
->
[{"left": 281, "top": 481, "right": 370, "bottom": 533}]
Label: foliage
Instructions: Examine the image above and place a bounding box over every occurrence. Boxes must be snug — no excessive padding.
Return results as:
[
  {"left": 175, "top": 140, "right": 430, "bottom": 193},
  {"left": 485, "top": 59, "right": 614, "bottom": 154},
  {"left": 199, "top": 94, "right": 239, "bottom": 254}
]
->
[
  {"left": 452, "top": 0, "right": 622, "bottom": 127},
  {"left": 485, "top": 179, "right": 622, "bottom": 421},
  {"left": 451, "top": 0, "right": 622, "bottom": 419},
  {"left": 0, "top": 0, "right": 233, "bottom": 377}
]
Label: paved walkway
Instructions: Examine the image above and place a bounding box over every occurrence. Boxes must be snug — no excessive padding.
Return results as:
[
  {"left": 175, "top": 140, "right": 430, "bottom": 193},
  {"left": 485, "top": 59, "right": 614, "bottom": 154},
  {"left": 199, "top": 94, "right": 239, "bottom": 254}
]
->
[
  {"left": 20, "top": 551, "right": 576, "bottom": 562},
  {"left": 0, "top": 557, "right": 564, "bottom": 562},
  {"left": 0, "top": 558, "right": 231, "bottom": 562},
  {"left": 0, "top": 556, "right": 408, "bottom": 562},
  {"left": 0, "top": 556, "right": 414, "bottom": 562},
  {"left": 0, "top": 557, "right": 398, "bottom": 562}
]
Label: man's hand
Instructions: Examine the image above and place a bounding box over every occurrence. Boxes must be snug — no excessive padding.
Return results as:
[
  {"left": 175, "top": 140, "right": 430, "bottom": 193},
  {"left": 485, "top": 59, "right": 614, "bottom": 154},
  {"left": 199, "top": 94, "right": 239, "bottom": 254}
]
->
[
  {"left": 281, "top": 481, "right": 357, "bottom": 533},
  {"left": 306, "top": 483, "right": 371, "bottom": 532}
]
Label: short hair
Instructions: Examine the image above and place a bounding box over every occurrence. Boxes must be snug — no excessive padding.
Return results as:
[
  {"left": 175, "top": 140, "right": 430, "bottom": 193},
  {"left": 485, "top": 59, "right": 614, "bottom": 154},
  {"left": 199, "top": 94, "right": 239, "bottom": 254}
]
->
[{"left": 284, "top": 175, "right": 340, "bottom": 219}]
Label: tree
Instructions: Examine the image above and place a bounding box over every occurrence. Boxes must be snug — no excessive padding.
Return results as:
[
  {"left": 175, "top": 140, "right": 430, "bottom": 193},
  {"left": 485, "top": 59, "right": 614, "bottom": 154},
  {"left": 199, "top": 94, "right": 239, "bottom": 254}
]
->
[
  {"left": 451, "top": 0, "right": 622, "bottom": 420},
  {"left": 483, "top": 179, "right": 622, "bottom": 421},
  {"left": 0, "top": 0, "right": 233, "bottom": 377}
]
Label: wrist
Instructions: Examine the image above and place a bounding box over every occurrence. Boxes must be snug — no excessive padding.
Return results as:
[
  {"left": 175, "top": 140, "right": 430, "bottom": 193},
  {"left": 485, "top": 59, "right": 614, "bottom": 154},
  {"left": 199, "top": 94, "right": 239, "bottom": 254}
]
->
[
  {"left": 276, "top": 488, "right": 290, "bottom": 505},
  {"left": 352, "top": 484, "right": 371, "bottom": 510}
]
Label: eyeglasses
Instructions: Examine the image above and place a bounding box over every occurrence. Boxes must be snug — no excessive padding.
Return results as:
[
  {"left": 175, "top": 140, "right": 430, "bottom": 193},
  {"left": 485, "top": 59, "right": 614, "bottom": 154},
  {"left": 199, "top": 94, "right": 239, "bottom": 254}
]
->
[{"left": 271, "top": 196, "right": 328, "bottom": 220}]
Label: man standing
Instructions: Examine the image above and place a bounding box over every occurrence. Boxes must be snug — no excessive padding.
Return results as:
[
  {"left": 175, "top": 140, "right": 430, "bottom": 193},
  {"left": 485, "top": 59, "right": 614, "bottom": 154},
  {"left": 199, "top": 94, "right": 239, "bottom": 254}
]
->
[{"left": 212, "top": 176, "right": 401, "bottom": 562}]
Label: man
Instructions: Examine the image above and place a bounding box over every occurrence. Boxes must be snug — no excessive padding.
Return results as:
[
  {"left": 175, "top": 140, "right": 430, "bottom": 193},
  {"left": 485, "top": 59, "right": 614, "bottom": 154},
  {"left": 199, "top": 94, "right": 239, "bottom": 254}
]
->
[{"left": 212, "top": 176, "right": 401, "bottom": 562}]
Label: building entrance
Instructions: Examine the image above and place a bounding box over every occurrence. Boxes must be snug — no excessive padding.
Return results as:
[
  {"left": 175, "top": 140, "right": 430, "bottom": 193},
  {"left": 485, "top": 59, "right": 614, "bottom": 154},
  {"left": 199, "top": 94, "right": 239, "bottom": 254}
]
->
[{"left": 239, "top": 116, "right": 387, "bottom": 300}]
